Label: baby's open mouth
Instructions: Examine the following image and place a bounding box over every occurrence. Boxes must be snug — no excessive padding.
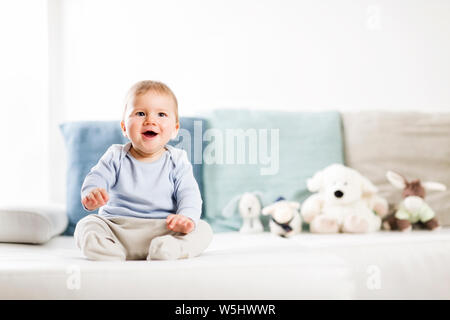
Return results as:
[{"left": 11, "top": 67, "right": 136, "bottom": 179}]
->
[{"left": 142, "top": 130, "right": 158, "bottom": 138}]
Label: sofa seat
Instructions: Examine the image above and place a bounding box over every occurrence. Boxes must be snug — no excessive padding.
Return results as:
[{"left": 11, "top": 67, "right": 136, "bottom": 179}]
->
[{"left": 1, "top": 229, "right": 450, "bottom": 299}]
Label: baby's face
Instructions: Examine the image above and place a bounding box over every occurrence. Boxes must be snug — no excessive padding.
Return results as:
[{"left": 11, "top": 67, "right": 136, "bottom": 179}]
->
[{"left": 121, "top": 91, "right": 179, "bottom": 159}]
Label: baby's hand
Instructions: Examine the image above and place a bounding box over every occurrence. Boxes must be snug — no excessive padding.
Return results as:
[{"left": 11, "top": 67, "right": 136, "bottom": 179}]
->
[
  {"left": 166, "top": 214, "right": 195, "bottom": 234},
  {"left": 82, "top": 188, "right": 109, "bottom": 211}
]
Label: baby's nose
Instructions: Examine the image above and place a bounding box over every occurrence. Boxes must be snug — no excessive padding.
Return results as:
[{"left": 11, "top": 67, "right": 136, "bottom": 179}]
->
[{"left": 144, "top": 115, "right": 158, "bottom": 125}]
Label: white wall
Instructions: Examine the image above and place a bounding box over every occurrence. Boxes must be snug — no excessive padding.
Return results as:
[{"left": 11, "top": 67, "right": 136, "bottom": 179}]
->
[
  {"left": 3, "top": 0, "right": 449, "bottom": 205},
  {"left": 56, "top": 0, "right": 450, "bottom": 121},
  {"left": 0, "top": 0, "right": 49, "bottom": 205}
]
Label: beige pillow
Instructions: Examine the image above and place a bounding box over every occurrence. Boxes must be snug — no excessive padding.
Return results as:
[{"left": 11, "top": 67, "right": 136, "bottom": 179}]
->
[{"left": 342, "top": 111, "right": 450, "bottom": 226}]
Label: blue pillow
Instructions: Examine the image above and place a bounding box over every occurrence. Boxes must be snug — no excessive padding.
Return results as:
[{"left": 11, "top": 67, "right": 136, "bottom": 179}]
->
[
  {"left": 60, "top": 118, "right": 206, "bottom": 235},
  {"left": 201, "top": 109, "right": 344, "bottom": 232}
]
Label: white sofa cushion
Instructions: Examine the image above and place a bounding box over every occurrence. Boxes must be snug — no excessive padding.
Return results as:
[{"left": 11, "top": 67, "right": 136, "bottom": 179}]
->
[
  {"left": 0, "top": 204, "right": 68, "bottom": 244},
  {"left": 1, "top": 230, "right": 450, "bottom": 299}
]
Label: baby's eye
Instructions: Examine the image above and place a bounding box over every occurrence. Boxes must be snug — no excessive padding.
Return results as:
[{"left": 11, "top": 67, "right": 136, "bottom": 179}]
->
[
  {"left": 136, "top": 111, "right": 145, "bottom": 117},
  {"left": 158, "top": 112, "right": 167, "bottom": 117}
]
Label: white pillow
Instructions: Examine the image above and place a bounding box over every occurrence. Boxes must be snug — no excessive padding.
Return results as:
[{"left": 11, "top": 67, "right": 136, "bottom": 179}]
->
[{"left": 0, "top": 204, "right": 68, "bottom": 244}]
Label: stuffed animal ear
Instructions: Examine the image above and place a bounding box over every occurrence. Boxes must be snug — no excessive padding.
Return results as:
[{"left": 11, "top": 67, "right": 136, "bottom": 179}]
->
[
  {"left": 361, "top": 176, "right": 378, "bottom": 195},
  {"left": 288, "top": 202, "right": 300, "bottom": 210},
  {"left": 422, "top": 181, "right": 447, "bottom": 192},
  {"left": 386, "top": 171, "right": 406, "bottom": 189},
  {"left": 261, "top": 204, "right": 276, "bottom": 216},
  {"left": 307, "top": 170, "right": 323, "bottom": 192},
  {"left": 252, "top": 191, "right": 264, "bottom": 201},
  {"left": 221, "top": 194, "right": 242, "bottom": 218}
]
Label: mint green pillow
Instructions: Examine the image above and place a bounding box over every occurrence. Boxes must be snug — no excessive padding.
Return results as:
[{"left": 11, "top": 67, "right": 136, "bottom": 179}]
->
[{"left": 202, "top": 109, "right": 344, "bottom": 232}]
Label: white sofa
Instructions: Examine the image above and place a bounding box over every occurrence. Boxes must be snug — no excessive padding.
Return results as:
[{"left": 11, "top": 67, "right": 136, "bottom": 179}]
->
[
  {"left": 1, "top": 229, "right": 450, "bottom": 299},
  {"left": 1, "top": 111, "right": 450, "bottom": 300}
]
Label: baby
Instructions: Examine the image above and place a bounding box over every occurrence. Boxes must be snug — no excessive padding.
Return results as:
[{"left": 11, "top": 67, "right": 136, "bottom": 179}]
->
[{"left": 74, "top": 80, "right": 213, "bottom": 261}]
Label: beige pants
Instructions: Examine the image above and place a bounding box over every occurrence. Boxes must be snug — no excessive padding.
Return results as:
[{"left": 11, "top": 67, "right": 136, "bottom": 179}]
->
[{"left": 74, "top": 214, "right": 213, "bottom": 261}]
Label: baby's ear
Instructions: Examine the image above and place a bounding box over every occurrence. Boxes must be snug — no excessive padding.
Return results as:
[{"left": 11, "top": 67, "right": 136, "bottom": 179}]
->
[
  {"left": 171, "top": 129, "right": 179, "bottom": 140},
  {"left": 171, "top": 122, "right": 180, "bottom": 140},
  {"left": 120, "top": 121, "right": 128, "bottom": 138}
]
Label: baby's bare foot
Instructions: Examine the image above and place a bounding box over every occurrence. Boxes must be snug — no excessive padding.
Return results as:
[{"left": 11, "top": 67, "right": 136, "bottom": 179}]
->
[{"left": 166, "top": 214, "right": 194, "bottom": 234}]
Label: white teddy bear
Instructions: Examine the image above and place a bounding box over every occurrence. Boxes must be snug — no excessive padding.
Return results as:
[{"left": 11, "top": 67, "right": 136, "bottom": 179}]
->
[
  {"left": 262, "top": 198, "right": 302, "bottom": 237},
  {"left": 301, "top": 164, "right": 388, "bottom": 233}
]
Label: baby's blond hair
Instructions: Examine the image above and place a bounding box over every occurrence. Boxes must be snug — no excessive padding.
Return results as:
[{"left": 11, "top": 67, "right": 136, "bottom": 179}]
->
[{"left": 123, "top": 80, "right": 179, "bottom": 122}]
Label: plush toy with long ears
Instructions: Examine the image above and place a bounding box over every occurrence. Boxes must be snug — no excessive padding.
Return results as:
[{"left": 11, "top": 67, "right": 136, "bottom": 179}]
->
[
  {"left": 384, "top": 171, "right": 446, "bottom": 231},
  {"left": 222, "top": 192, "right": 264, "bottom": 234}
]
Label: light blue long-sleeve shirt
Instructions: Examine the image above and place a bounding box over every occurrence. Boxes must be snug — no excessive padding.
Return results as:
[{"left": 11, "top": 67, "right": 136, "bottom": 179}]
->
[{"left": 81, "top": 143, "right": 202, "bottom": 226}]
